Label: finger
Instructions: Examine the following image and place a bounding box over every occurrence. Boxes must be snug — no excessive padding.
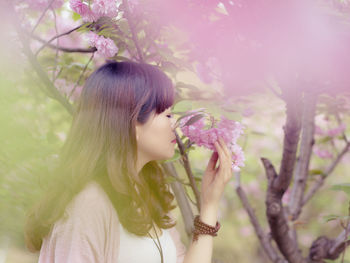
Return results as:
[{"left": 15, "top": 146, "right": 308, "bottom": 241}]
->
[
  {"left": 218, "top": 138, "right": 232, "bottom": 159},
  {"left": 214, "top": 141, "right": 229, "bottom": 170},
  {"left": 205, "top": 151, "right": 218, "bottom": 173},
  {"left": 218, "top": 139, "right": 234, "bottom": 174}
]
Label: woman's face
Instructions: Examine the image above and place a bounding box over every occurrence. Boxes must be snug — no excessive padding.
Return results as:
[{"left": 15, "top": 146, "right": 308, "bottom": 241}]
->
[{"left": 135, "top": 107, "right": 176, "bottom": 165}]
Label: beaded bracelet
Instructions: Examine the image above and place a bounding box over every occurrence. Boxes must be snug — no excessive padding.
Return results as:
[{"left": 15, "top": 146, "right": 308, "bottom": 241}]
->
[{"left": 192, "top": 215, "right": 221, "bottom": 242}]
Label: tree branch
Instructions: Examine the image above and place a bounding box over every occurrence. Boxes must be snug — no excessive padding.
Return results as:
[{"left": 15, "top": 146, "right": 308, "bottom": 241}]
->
[
  {"left": 302, "top": 141, "right": 350, "bottom": 206},
  {"left": 122, "top": 0, "right": 144, "bottom": 62},
  {"left": 175, "top": 132, "right": 201, "bottom": 212},
  {"left": 289, "top": 92, "right": 317, "bottom": 220},
  {"left": 262, "top": 90, "right": 305, "bottom": 263},
  {"left": 8, "top": 3, "right": 74, "bottom": 115},
  {"left": 262, "top": 157, "right": 306, "bottom": 263},
  {"left": 274, "top": 91, "right": 303, "bottom": 191},
  {"left": 30, "top": 33, "right": 97, "bottom": 53},
  {"left": 235, "top": 172, "right": 287, "bottom": 263},
  {"left": 34, "top": 24, "right": 85, "bottom": 56},
  {"left": 31, "top": 0, "right": 56, "bottom": 35},
  {"left": 69, "top": 52, "right": 95, "bottom": 100},
  {"left": 162, "top": 162, "right": 194, "bottom": 238}
]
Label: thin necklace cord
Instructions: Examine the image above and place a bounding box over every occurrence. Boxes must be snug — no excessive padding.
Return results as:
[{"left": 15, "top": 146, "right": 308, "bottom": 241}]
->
[{"left": 148, "top": 222, "right": 164, "bottom": 263}]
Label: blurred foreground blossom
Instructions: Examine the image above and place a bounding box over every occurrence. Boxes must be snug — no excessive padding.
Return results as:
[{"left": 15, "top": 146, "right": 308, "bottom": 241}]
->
[
  {"left": 180, "top": 112, "right": 245, "bottom": 171},
  {"left": 69, "top": 0, "right": 118, "bottom": 22},
  {"left": 86, "top": 31, "right": 118, "bottom": 58},
  {"left": 26, "top": 0, "right": 64, "bottom": 10},
  {"left": 92, "top": 0, "right": 118, "bottom": 18}
]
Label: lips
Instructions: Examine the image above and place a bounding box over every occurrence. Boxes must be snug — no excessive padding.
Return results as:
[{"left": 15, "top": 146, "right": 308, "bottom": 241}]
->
[{"left": 171, "top": 139, "right": 176, "bottom": 143}]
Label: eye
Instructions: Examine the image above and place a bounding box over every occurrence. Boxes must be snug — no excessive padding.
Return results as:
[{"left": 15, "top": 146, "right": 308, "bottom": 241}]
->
[{"left": 166, "top": 112, "right": 173, "bottom": 118}]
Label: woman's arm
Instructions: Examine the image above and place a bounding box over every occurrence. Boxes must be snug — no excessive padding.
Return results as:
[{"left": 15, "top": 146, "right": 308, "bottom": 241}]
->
[
  {"left": 182, "top": 205, "right": 218, "bottom": 263},
  {"left": 183, "top": 138, "right": 233, "bottom": 263}
]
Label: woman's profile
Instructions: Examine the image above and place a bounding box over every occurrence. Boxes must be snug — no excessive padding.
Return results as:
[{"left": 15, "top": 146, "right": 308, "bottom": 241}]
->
[{"left": 24, "top": 61, "right": 234, "bottom": 263}]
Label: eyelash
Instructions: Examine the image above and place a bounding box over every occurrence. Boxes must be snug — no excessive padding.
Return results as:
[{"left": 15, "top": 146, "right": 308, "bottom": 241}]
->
[{"left": 166, "top": 113, "right": 173, "bottom": 118}]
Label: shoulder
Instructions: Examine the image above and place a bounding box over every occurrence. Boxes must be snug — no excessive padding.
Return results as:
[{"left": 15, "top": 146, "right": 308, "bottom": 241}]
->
[{"left": 63, "top": 181, "right": 117, "bottom": 224}]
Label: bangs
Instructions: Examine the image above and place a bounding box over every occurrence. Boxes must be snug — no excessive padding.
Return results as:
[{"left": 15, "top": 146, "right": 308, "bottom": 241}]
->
[
  {"left": 137, "top": 64, "right": 174, "bottom": 123},
  {"left": 153, "top": 71, "right": 174, "bottom": 114}
]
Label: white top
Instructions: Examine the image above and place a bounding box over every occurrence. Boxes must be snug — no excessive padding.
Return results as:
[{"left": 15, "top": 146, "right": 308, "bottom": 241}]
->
[
  {"left": 39, "top": 181, "right": 186, "bottom": 263},
  {"left": 118, "top": 219, "right": 177, "bottom": 263}
]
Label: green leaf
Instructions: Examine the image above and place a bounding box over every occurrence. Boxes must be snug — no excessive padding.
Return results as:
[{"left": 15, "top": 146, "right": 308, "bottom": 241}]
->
[
  {"left": 175, "top": 111, "right": 206, "bottom": 127},
  {"left": 164, "top": 149, "right": 181, "bottom": 163},
  {"left": 173, "top": 100, "right": 193, "bottom": 112},
  {"left": 318, "top": 136, "right": 333, "bottom": 144},
  {"left": 72, "top": 12, "right": 81, "bottom": 21},
  {"left": 309, "top": 169, "right": 325, "bottom": 176},
  {"left": 164, "top": 175, "right": 177, "bottom": 184},
  {"left": 323, "top": 214, "right": 340, "bottom": 223},
  {"left": 331, "top": 183, "right": 350, "bottom": 196},
  {"left": 184, "top": 114, "right": 205, "bottom": 126}
]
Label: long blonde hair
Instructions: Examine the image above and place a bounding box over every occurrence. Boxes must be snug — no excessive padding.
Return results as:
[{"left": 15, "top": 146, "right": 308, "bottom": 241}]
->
[{"left": 25, "top": 61, "right": 177, "bottom": 251}]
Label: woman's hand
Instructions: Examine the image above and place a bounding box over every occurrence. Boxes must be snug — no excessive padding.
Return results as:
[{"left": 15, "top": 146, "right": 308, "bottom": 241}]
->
[{"left": 200, "top": 138, "right": 233, "bottom": 212}]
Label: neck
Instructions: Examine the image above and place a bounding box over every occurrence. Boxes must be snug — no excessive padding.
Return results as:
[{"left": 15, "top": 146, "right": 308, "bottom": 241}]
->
[{"left": 136, "top": 154, "right": 150, "bottom": 173}]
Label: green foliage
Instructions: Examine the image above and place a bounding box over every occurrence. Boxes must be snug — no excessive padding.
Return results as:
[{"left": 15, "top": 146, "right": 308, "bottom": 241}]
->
[{"left": 331, "top": 184, "right": 350, "bottom": 196}]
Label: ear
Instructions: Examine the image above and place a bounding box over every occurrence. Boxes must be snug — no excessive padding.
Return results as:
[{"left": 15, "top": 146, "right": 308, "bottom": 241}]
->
[{"left": 135, "top": 122, "right": 141, "bottom": 141}]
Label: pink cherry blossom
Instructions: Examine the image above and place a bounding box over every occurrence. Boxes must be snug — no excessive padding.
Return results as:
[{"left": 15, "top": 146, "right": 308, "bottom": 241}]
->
[
  {"left": 315, "top": 123, "right": 346, "bottom": 138},
  {"left": 27, "top": 0, "right": 64, "bottom": 10},
  {"left": 242, "top": 107, "right": 254, "bottom": 117},
  {"left": 327, "top": 123, "right": 346, "bottom": 137},
  {"left": 92, "top": 0, "right": 118, "bottom": 19},
  {"left": 314, "top": 125, "right": 325, "bottom": 136},
  {"left": 86, "top": 31, "right": 118, "bottom": 58},
  {"left": 313, "top": 146, "right": 333, "bottom": 159},
  {"left": 69, "top": 0, "right": 96, "bottom": 22},
  {"left": 180, "top": 113, "right": 245, "bottom": 171}
]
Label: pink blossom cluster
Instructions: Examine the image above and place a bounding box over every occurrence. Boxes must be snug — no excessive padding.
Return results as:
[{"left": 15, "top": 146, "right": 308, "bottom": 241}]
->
[
  {"left": 180, "top": 113, "right": 245, "bottom": 171},
  {"left": 315, "top": 123, "right": 346, "bottom": 137},
  {"left": 69, "top": 0, "right": 118, "bottom": 22},
  {"left": 26, "top": 0, "right": 64, "bottom": 10},
  {"left": 86, "top": 31, "right": 118, "bottom": 58},
  {"left": 313, "top": 146, "right": 333, "bottom": 159},
  {"left": 313, "top": 123, "right": 346, "bottom": 159}
]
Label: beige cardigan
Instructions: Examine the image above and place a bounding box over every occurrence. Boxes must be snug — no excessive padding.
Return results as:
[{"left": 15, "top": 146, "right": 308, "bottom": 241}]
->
[{"left": 38, "top": 181, "right": 187, "bottom": 263}]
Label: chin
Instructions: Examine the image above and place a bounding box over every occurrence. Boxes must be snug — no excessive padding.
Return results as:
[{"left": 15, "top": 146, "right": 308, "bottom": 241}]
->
[{"left": 162, "top": 149, "right": 175, "bottom": 160}]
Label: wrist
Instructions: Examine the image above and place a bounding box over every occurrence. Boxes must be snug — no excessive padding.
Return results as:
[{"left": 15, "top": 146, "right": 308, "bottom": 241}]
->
[{"left": 199, "top": 205, "right": 218, "bottom": 226}]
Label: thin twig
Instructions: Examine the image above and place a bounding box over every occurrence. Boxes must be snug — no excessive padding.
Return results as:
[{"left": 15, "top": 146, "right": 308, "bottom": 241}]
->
[
  {"left": 335, "top": 112, "right": 349, "bottom": 144},
  {"left": 68, "top": 52, "right": 95, "bottom": 100},
  {"left": 235, "top": 172, "right": 287, "bottom": 263},
  {"left": 162, "top": 162, "right": 194, "bottom": 238},
  {"left": 35, "top": 24, "right": 84, "bottom": 56},
  {"left": 52, "top": 9, "right": 59, "bottom": 82},
  {"left": 340, "top": 200, "right": 350, "bottom": 263},
  {"left": 31, "top": 0, "right": 56, "bottom": 35},
  {"left": 122, "top": 0, "right": 144, "bottom": 62}
]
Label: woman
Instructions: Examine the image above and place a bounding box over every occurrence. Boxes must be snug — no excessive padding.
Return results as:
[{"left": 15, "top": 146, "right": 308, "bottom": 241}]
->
[{"left": 25, "top": 61, "right": 234, "bottom": 263}]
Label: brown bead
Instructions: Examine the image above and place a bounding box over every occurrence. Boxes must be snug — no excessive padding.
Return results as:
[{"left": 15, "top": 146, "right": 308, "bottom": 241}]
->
[{"left": 192, "top": 215, "right": 221, "bottom": 242}]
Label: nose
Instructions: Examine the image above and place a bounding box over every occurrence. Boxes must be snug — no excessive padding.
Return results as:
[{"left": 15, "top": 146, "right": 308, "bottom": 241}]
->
[{"left": 171, "top": 118, "right": 177, "bottom": 131}]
